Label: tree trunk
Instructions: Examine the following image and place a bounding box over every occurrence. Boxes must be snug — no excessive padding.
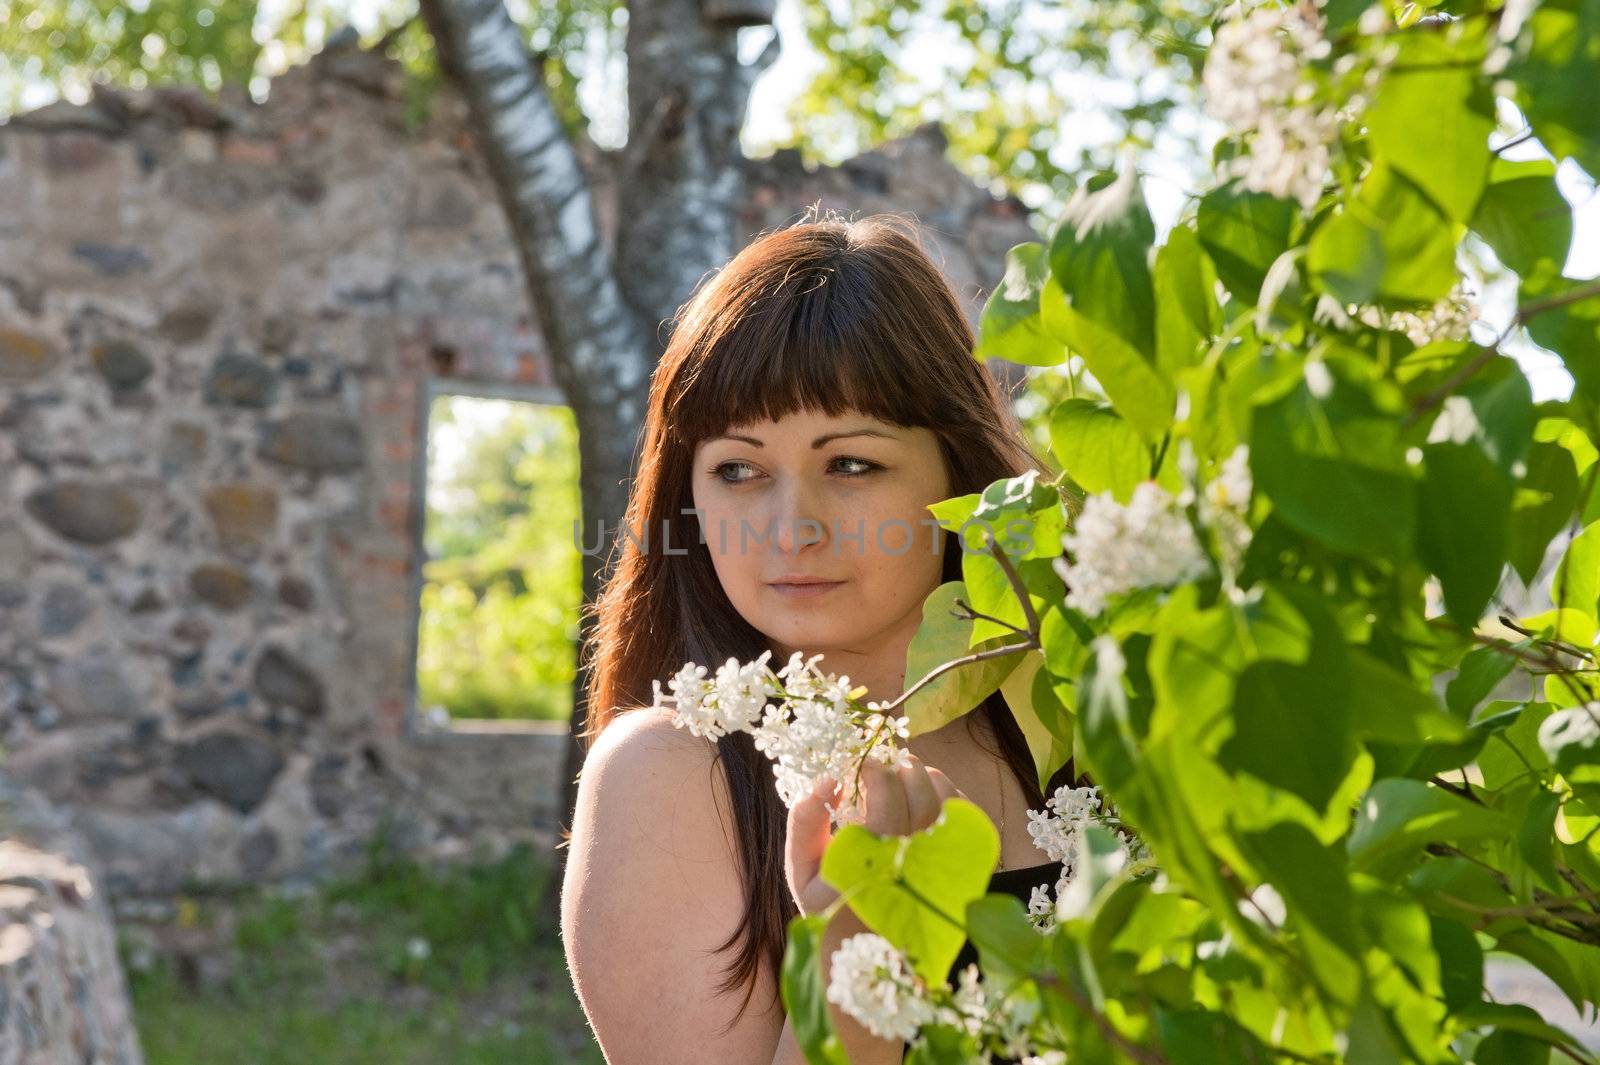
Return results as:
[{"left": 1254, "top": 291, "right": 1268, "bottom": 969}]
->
[{"left": 416, "top": 0, "right": 780, "bottom": 926}]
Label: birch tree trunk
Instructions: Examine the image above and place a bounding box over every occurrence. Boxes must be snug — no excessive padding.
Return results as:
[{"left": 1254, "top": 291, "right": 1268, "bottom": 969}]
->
[{"left": 416, "top": 0, "right": 780, "bottom": 918}]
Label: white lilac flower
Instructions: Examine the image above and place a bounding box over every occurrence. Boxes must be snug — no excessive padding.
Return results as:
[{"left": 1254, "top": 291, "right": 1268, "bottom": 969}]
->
[
  {"left": 1357, "top": 280, "right": 1481, "bottom": 347},
  {"left": 653, "top": 661, "right": 715, "bottom": 735},
  {"left": 1022, "top": 1054, "right": 1070, "bottom": 1065},
  {"left": 653, "top": 651, "right": 779, "bottom": 741},
  {"left": 1201, "top": 445, "right": 1255, "bottom": 574},
  {"left": 755, "top": 695, "right": 877, "bottom": 818},
  {"left": 1023, "top": 782, "right": 1155, "bottom": 933},
  {"left": 1054, "top": 483, "right": 1213, "bottom": 616},
  {"left": 926, "top": 963, "right": 1046, "bottom": 1057},
  {"left": 1206, "top": 445, "right": 1253, "bottom": 511},
  {"left": 826, "top": 933, "right": 937, "bottom": 1042},
  {"left": 1026, "top": 883, "right": 1058, "bottom": 934},
  {"left": 1240, "top": 881, "right": 1288, "bottom": 928},
  {"left": 1025, "top": 785, "right": 1105, "bottom": 868},
  {"left": 933, "top": 963, "right": 989, "bottom": 1039},
  {"left": 652, "top": 649, "right": 912, "bottom": 825},
  {"left": 1304, "top": 359, "right": 1334, "bottom": 399},
  {"left": 1538, "top": 703, "right": 1600, "bottom": 764},
  {"left": 1202, "top": 0, "right": 1342, "bottom": 210},
  {"left": 1427, "top": 395, "right": 1483, "bottom": 447},
  {"left": 993, "top": 993, "right": 1044, "bottom": 1060}
]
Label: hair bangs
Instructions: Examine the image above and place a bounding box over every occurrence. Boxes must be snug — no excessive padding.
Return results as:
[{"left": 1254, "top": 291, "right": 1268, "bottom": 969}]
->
[{"left": 665, "top": 251, "right": 942, "bottom": 448}]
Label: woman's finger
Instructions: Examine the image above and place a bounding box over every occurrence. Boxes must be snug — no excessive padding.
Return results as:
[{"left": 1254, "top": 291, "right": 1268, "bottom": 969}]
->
[
  {"left": 924, "top": 765, "right": 968, "bottom": 804},
  {"left": 786, "top": 775, "right": 837, "bottom": 912},
  {"left": 860, "top": 757, "right": 911, "bottom": 836},
  {"left": 899, "top": 754, "right": 942, "bottom": 832}
]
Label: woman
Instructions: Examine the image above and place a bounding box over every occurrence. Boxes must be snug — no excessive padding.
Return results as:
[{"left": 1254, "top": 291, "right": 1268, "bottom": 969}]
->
[{"left": 561, "top": 210, "right": 1088, "bottom": 1064}]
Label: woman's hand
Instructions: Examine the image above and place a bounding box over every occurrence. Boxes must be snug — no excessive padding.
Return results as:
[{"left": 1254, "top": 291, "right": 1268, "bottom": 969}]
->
[{"left": 785, "top": 753, "right": 968, "bottom": 918}]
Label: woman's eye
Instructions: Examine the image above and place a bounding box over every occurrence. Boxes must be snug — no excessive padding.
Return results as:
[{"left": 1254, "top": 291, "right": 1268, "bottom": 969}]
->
[
  {"left": 710, "top": 460, "right": 758, "bottom": 483},
  {"left": 831, "top": 456, "right": 882, "bottom": 477}
]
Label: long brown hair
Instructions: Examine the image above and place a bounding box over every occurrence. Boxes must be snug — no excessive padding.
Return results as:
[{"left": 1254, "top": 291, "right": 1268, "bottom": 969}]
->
[{"left": 578, "top": 207, "right": 1087, "bottom": 1029}]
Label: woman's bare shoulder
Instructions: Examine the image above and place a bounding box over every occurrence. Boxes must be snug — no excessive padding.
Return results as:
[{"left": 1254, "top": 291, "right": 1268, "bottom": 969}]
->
[
  {"left": 562, "top": 707, "right": 780, "bottom": 1062},
  {"left": 586, "top": 704, "right": 715, "bottom": 763},
  {"left": 571, "top": 704, "right": 735, "bottom": 869}
]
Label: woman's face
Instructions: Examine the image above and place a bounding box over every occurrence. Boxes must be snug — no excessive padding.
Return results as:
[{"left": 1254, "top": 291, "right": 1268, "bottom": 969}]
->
[{"left": 690, "top": 407, "right": 952, "bottom": 662}]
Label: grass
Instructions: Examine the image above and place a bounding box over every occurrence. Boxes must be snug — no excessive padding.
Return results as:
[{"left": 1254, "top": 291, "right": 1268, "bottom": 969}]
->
[{"left": 123, "top": 839, "right": 604, "bottom": 1065}]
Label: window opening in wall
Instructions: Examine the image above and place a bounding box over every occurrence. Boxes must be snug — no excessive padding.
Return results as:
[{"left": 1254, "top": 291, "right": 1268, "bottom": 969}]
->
[{"left": 413, "top": 387, "right": 581, "bottom": 733}]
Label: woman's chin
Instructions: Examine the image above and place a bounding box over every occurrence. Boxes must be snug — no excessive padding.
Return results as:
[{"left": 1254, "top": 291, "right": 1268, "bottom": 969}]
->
[{"left": 760, "top": 621, "right": 857, "bottom": 657}]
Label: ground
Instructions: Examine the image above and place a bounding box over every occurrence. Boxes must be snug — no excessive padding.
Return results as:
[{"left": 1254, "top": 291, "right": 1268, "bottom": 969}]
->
[{"left": 119, "top": 842, "right": 604, "bottom": 1065}]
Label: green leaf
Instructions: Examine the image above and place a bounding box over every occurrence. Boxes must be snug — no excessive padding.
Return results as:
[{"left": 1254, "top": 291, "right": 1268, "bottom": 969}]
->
[
  {"left": 1041, "top": 279, "right": 1175, "bottom": 440},
  {"left": 779, "top": 914, "right": 850, "bottom": 1065},
  {"left": 1044, "top": 161, "right": 1176, "bottom": 439},
  {"left": 1354, "top": 878, "right": 1443, "bottom": 1000},
  {"left": 1153, "top": 222, "right": 1222, "bottom": 374},
  {"left": 1347, "top": 650, "right": 1469, "bottom": 744},
  {"left": 1508, "top": 0, "right": 1600, "bottom": 178},
  {"left": 1196, "top": 182, "right": 1298, "bottom": 300},
  {"left": 821, "top": 797, "right": 1000, "bottom": 985},
  {"left": 1445, "top": 647, "right": 1518, "bottom": 720},
  {"left": 1551, "top": 520, "right": 1600, "bottom": 625},
  {"left": 1409, "top": 855, "right": 1515, "bottom": 923},
  {"left": 1490, "top": 929, "right": 1592, "bottom": 1017},
  {"left": 1429, "top": 915, "right": 1484, "bottom": 1012},
  {"left": 998, "top": 650, "right": 1075, "bottom": 795},
  {"left": 1343, "top": 987, "right": 1408, "bottom": 1065},
  {"left": 1218, "top": 656, "right": 1357, "bottom": 812},
  {"left": 1249, "top": 374, "right": 1418, "bottom": 560},
  {"left": 1348, "top": 779, "right": 1513, "bottom": 876},
  {"left": 1471, "top": 156, "right": 1575, "bottom": 277},
  {"left": 1521, "top": 265, "right": 1600, "bottom": 406},
  {"left": 1455, "top": 357, "right": 1536, "bottom": 475},
  {"left": 960, "top": 552, "right": 1056, "bottom": 646},
  {"left": 902, "top": 581, "right": 1024, "bottom": 737},
  {"left": 1154, "top": 1006, "right": 1276, "bottom": 1064},
  {"left": 1456, "top": 1001, "right": 1591, "bottom": 1062},
  {"left": 1047, "top": 161, "right": 1157, "bottom": 359},
  {"left": 964, "top": 894, "right": 1048, "bottom": 991},
  {"left": 976, "top": 242, "right": 1069, "bottom": 367},
  {"left": 1307, "top": 159, "right": 1460, "bottom": 305},
  {"left": 970, "top": 469, "right": 1065, "bottom": 561},
  {"left": 926, "top": 493, "right": 981, "bottom": 534},
  {"left": 1365, "top": 19, "right": 1494, "bottom": 223},
  {"left": 1478, "top": 702, "right": 1555, "bottom": 790},
  {"left": 1518, "top": 787, "right": 1563, "bottom": 890},
  {"left": 903, "top": 1025, "right": 987, "bottom": 1065},
  {"left": 1472, "top": 1028, "right": 1555, "bottom": 1065},
  {"left": 1518, "top": 607, "right": 1598, "bottom": 649},
  {"left": 1417, "top": 441, "right": 1513, "bottom": 626},
  {"left": 1509, "top": 439, "right": 1581, "bottom": 583},
  {"left": 1048, "top": 398, "right": 1147, "bottom": 502},
  {"left": 1239, "top": 822, "right": 1358, "bottom": 949},
  {"left": 1146, "top": 584, "right": 1313, "bottom": 746}
]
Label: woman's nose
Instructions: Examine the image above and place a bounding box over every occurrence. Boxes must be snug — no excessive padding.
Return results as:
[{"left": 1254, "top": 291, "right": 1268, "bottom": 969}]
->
[{"left": 772, "top": 481, "right": 828, "bottom": 555}]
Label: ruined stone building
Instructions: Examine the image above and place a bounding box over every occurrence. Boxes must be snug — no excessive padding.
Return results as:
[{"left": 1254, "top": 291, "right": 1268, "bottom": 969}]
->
[{"left": 0, "top": 39, "right": 1038, "bottom": 1051}]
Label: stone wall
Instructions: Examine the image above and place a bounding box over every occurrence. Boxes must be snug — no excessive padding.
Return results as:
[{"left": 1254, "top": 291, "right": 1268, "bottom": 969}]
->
[
  {"left": 0, "top": 40, "right": 1038, "bottom": 901},
  {"left": 0, "top": 775, "right": 144, "bottom": 1065}
]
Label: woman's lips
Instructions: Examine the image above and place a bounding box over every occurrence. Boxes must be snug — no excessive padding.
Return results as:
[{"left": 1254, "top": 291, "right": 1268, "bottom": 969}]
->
[{"left": 766, "top": 579, "right": 847, "bottom": 599}]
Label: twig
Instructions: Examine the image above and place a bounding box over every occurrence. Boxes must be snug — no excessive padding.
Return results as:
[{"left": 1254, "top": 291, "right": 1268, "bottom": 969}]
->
[
  {"left": 1404, "top": 278, "right": 1600, "bottom": 426},
  {"left": 984, "top": 532, "right": 1042, "bottom": 638},
  {"left": 1498, "top": 615, "right": 1596, "bottom": 662},
  {"left": 950, "top": 598, "right": 1031, "bottom": 637},
  {"left": 1036, "top": 973, "right": 1172, "bottom": 1065}
]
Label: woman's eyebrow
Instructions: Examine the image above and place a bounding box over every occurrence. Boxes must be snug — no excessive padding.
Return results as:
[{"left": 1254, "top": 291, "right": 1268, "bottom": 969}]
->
[
  {"left": 810, "top": 428, "right": 898, "bottom": 448},
  {"left": 706, "top": 427, "right": 899, "bottom": 449}
]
